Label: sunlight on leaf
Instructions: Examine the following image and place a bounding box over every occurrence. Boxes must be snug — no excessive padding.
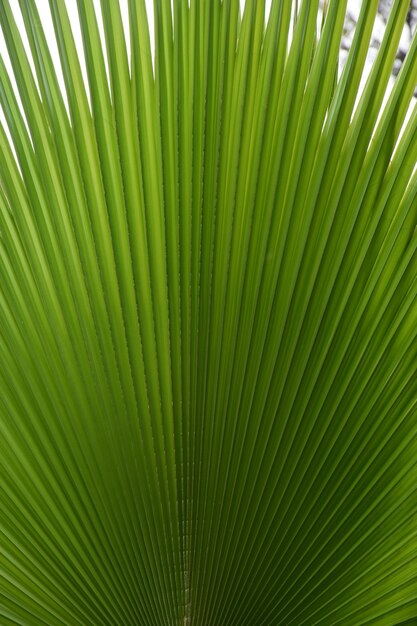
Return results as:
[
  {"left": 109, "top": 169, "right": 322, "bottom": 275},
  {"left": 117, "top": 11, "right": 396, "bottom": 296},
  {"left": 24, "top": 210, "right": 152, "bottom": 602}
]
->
[{"left": 0, "top": 1, "right": 417, "bottom": 624}]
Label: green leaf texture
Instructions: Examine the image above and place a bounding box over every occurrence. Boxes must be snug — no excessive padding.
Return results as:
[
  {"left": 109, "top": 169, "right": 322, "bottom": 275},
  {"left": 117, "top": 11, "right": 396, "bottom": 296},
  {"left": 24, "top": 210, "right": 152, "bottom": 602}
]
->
[{"left": 1, "top": 0, "right": 417, "bottom": 623}]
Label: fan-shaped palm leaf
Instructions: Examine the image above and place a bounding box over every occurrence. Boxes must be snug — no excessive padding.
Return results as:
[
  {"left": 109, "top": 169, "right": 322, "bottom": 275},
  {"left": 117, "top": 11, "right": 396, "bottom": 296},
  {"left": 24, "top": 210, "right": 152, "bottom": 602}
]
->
[{"left": 1, "top": 0, "right": 417, "bottom": 624}]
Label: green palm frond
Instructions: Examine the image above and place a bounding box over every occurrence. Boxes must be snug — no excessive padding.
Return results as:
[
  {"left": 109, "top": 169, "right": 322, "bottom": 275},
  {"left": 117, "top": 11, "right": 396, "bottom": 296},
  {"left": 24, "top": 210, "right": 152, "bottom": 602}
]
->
[{"left": 1, "top": 0, "right": 417, "bottom": 623}]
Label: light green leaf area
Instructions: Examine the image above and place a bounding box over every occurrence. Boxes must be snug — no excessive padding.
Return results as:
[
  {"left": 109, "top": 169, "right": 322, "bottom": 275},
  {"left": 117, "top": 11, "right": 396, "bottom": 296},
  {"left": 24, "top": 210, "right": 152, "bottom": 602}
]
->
[{"left": 0, "top": 0, "right": 417, "bottom": 623}]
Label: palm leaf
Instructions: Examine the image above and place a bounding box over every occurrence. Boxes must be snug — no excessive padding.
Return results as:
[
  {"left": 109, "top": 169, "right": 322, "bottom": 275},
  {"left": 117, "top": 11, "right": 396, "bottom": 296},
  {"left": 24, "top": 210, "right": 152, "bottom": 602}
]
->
[{"left": 1, "top": 0, "right": 417, "bottom": 623}]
